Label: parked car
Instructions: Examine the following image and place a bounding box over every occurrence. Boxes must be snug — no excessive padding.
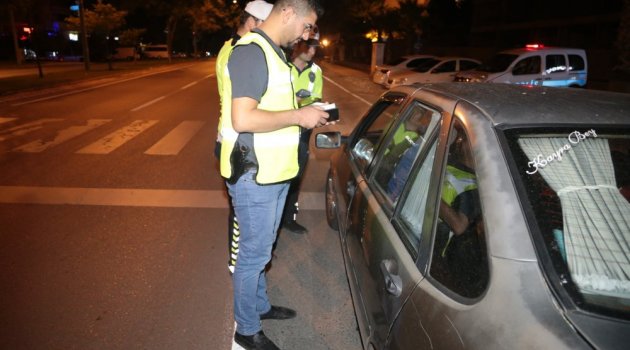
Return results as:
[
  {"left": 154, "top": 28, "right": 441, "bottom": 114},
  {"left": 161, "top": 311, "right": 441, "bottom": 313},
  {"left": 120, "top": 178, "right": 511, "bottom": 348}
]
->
[
  {"left": 316, "top": 82, "right": 630, "bottom": 350},
  {"left": 142, "top": 44, "right": 169, "bottom": 59},
  {"left": 455, "top": 45, "right": 587, "bottom": 87},
  {"left": 384, "top": 57, "right": 481, "bottom": 89},
  {"left": 372, "top": 54, "right": 436, "bottom": 85}
]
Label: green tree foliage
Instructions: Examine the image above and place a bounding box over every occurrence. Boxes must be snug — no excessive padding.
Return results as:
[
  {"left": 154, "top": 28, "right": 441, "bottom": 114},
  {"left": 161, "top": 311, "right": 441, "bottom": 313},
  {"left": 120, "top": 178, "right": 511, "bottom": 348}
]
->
[
  {"left": 616, "top": 0, "right": 630, "bottom": 72},
  {"left": 65, "top": 0, "right": 127, "bottom": 67},
  {"left": 188, "top": 0, "right": 240, "bottom": 56}
]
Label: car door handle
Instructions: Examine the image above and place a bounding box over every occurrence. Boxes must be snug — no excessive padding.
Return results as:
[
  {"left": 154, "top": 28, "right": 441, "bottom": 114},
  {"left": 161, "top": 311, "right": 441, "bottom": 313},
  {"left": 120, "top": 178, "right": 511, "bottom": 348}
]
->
[{"left": 380, "top": 259, "right": 403, "bottom": 297}]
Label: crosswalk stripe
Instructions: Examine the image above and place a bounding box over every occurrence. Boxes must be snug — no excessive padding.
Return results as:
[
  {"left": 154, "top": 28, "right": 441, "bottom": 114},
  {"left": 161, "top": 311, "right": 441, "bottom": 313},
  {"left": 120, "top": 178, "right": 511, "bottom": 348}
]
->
[
  {"left": 76, "top": 119, "right": 158, "bottom": 154},
  {"left": 144, "top": 120, "right": 205, "bottom": 155},
  {"left": 0, "top": 117, "right": 17, "bottom": 125},
  {"left": 13, "top": 119, "right": 111, "bottom": 153},
  {"left": 0, "top": 118, "right": 64, "bottom": 142}
]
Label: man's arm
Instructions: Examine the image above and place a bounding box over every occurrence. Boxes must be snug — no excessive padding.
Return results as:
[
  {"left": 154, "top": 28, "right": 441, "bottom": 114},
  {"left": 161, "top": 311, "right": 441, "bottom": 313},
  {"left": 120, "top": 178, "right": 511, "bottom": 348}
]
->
[
  {"left": 229, "top": 45, "right": 328, "bottom": 133},
  {"left": 439, "top": 200, "right": 470, "bottom": 236},
  {"left": 232, "top": 97, "right": 329, "bottom": 132}
]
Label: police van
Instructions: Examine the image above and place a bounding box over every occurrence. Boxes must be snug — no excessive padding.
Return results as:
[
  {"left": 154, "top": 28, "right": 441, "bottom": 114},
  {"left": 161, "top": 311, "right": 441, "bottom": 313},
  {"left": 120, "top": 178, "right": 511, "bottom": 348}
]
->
[{"left": 455, "top": 45, "right": 587, "bottom": 87}]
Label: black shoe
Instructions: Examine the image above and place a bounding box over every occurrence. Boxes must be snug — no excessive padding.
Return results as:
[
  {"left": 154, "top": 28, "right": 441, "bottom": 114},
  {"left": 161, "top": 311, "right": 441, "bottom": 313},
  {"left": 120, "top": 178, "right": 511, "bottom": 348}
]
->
[
  {"left": 260, "top": 305, "right": 297, "bottom": 320},
  {"left": 234, "top": 330, "right": 280, "bottom": 350},
  {"left": 283, "top": 220, "right": 308, "bottom": 234}
]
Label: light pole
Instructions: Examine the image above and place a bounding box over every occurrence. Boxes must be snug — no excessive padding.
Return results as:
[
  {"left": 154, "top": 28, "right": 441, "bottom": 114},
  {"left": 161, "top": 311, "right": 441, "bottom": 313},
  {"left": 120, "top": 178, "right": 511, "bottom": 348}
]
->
[{"left": 79, "top": 0, "right": 90, "bottom": 71}]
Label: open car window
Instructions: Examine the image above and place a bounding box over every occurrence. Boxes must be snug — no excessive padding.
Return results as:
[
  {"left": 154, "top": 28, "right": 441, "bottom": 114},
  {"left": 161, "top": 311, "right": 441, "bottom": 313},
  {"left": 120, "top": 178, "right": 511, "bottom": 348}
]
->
[{"left": 350, "top": 95, "right": 405, "bottom": 173}]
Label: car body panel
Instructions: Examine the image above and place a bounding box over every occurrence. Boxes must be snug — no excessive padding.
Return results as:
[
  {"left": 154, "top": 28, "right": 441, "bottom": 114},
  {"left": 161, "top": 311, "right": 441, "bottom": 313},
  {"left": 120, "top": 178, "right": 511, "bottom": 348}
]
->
[
  {"left": 372, "top": 55, "right": 436, "bottom": 85},
  {"left": 455, "top": 47, "right": 587, "bottom": 87},
  {"left": 385, "top": 57, "right": 481, "bottom": 89},
  {"left": 321, "top": 82, "right": 630, "bottom": 349}
]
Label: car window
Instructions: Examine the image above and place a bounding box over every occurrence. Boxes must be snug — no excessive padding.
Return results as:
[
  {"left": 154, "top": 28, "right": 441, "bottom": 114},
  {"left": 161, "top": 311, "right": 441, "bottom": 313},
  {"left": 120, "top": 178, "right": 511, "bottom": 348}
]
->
[
  {"left": 477, "top": 53, "right": 518, "bottom": 73},
  {"left": 396, "top": 140, "right": 438, "bottom": 254},
  {"left": 512, "top": 56, "right": 541, "bottom": 75},
  {"left": 430, "top": 120, "right": 489, "bottom": 299},
  {"left": 459, "top": 60, "right": 480, "bottom": 71},
  {"left": 350, "top": 98, "right": 403, "bottom": 172},
  {"left": 432, "top": 60, "right": 456, "bottom": 74},
  {"left": 407, "top": 57, "right": 433, "bottom": 68},
  {"left": 371, "top": 102, "right": 441, "bottom": 207},
  {"left": 505, "top": 128, "right": 630, "bottom": 320},
  {"left": 568, "top": 54, "right": 586, "bottom": 71},
  {"left": 413, "top": 58, "right": 441, "bottom": 73},
  {"left": 546, "top": 54, "right": 567, "bottom": 74}
]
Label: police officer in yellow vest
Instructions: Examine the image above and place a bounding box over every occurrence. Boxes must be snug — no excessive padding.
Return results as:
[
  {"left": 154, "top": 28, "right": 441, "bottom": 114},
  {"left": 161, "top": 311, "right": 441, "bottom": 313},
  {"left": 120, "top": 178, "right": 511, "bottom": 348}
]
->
[
  {"left": 281, "top": 34, "right": 323, "bottom": 234},
  {"left": 214, "top": 0, "right": 273, "bottom": 275},
  {"left": 219, "top": 1, "right": 327, "bottom": 349}
]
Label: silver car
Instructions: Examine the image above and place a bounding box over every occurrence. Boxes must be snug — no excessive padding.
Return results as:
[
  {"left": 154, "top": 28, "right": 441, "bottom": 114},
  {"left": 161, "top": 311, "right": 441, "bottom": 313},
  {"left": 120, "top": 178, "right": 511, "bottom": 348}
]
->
[{"left": 316, "top": 83, "right": 630, "bottom": 349}]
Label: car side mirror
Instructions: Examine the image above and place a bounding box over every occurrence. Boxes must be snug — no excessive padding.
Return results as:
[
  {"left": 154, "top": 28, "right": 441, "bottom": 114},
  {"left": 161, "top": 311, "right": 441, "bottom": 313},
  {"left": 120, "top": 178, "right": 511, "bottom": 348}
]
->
[{"left": 316, "top": 132, "right": 344, "bottom": 149}]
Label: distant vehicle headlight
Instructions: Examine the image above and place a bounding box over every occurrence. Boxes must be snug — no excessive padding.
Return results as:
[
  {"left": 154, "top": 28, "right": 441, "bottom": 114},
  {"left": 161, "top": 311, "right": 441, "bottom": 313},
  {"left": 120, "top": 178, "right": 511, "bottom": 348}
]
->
[{"left": 455, "top": 76, "right": 482, "bottom": 83}]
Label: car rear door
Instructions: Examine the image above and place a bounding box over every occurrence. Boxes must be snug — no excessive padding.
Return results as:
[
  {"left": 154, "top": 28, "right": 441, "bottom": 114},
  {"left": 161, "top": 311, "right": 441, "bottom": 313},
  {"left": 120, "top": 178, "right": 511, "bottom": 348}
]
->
[{"left": 344, "top": 98, "right": 444, "bottom": 347}]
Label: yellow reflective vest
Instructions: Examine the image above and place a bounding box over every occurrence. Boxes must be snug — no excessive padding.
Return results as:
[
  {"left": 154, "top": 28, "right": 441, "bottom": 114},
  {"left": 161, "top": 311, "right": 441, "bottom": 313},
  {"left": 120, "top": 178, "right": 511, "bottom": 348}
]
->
[
  {"left": 215, "top": 37, "right": 235, "bottom": 141},
  {"left": 219, "top": 31, "right": 299, "bottom": 184},
  {"left": 291, "top": 62, "right": 322, "bottom": 107}
]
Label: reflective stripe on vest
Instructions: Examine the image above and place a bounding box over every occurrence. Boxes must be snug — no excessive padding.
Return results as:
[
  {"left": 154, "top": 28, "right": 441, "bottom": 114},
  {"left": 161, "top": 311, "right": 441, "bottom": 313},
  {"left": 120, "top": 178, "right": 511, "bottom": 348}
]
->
[
  {"left": 441, "top": 165, "right": 477, "bottom": 206},
  {"left": 215, "top": 38, "right": 233, "bottom": 137},
  {"left": 219, "top": 32, "right": 299, "bottom": 184}
]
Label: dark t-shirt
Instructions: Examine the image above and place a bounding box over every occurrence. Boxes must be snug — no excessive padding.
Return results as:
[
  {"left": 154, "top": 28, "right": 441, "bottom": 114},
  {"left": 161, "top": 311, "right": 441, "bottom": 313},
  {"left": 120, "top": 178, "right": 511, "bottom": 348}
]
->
[
  {"left": 228, "top": 29, "right": 288, "bottom": 102},
  {"left": 225, "top": 29, "right": 289, "bottom": 171}
]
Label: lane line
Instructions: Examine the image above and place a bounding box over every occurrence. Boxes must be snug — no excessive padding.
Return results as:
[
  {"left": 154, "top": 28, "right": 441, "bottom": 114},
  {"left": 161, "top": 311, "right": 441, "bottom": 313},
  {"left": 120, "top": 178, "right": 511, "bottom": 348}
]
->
[
  {"left": 131, "top": 96, "right": 166, "bottom": 112},
  {"left": 0, "top": 186, "right": 325, "bottom": 210},
  {"left": 180, "top": 81, "right": 198, "bottom": 90},
  {"left": 13, "top": 119, "right": 111, "bottom": 153},
  {"left": 323, "top": 75, "right": 373, "bottom": 106},
  {"left": 76, "top": 119, "right": 158, "bottom": 154},
  {"left": 144, "top": 120, "right": 205, "bottom": 155},
  {"left": 0, "top": 117, "right": 17, "bottom": 125},
  {"left": 10, "top": 64, "right": 196, "bottom": 106}
]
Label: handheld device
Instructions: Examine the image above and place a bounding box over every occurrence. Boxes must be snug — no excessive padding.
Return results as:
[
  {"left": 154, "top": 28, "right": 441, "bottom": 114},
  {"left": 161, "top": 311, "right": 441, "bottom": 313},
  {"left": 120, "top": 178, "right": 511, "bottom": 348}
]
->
[{"left": 312, "top": 102, "right": 339, "bottom": 122}]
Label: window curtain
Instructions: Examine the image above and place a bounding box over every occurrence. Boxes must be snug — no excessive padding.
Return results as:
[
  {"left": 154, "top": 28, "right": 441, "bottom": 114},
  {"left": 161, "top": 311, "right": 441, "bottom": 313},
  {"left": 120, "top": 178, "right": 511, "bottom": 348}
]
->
[{"left": 518, "top": 137, "right": 630, "bottom": 297}]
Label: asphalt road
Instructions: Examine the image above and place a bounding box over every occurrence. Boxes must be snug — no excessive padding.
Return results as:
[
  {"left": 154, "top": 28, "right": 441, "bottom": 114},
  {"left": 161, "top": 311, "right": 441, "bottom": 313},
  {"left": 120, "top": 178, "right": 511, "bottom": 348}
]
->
[{"left": 0, "top": 59, "right": 382, "bottom": 349}]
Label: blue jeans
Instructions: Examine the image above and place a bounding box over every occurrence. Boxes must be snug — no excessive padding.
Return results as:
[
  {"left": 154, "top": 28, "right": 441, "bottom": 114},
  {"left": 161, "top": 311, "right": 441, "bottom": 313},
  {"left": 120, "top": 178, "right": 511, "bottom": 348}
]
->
[{"left": 226, "top": 170, "right": 289, "bottom": 335}]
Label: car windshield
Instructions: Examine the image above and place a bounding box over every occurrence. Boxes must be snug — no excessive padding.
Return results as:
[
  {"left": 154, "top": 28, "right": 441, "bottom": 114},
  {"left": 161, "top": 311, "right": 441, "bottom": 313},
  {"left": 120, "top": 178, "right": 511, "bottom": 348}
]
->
[
  {"left": 412, "top": 58, "right": 441, "bottom": 73},
  {"left": 504, "top": 127, "right": 630, "bottom": 320},
  {"left": 386, "top": 57, "right": 408, "bottom": 66},
  {"left": 477, "top": 53, "right": 518, "bottom": 72}
]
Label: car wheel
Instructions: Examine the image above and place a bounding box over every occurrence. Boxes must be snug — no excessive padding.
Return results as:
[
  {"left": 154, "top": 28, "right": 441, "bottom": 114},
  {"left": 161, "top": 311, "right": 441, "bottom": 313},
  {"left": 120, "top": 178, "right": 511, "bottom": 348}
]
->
[{"left": 325, "top": 169, "right": 339, "bottom": 230}]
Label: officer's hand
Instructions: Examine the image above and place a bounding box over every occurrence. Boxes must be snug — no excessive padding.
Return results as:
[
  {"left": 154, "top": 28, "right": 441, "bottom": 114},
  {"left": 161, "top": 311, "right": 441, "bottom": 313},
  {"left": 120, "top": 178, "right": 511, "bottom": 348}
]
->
[{"left": 296, "top": 105, "right": 329, "bottom": 129}]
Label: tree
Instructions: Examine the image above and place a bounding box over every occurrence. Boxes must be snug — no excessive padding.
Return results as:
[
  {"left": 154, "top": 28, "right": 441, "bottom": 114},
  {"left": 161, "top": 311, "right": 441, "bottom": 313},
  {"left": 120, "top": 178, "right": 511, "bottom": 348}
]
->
[
  {"left": 65, "top": 0, "right": 127, "bottom": 70},
  {"left": 188, "top": 0, "right": 240, "bottom": 57},
  {"left": 616, "top": 0, "right": 630, "bottom": 73}
]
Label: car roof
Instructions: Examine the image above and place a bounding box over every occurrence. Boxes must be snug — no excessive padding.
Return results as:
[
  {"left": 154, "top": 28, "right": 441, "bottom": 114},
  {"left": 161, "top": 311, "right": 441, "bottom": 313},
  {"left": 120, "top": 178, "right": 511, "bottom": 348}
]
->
[{"left": 406, "top": 83, "right": 630, "bottom": 126}]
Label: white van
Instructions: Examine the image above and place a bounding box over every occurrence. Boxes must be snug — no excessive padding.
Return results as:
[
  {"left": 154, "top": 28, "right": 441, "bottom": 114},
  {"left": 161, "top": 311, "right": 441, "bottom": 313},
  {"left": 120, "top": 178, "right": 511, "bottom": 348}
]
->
[
  {"left": 142, "top": 44, "right": 169, "bottom": 59},
  {"left": 455, "top": 45, "right": 587, "bottom": 87}
]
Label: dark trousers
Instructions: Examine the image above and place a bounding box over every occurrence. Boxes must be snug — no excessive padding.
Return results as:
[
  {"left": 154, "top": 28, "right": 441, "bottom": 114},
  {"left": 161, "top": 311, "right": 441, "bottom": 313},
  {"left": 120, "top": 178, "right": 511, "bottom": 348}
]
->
[{"left": 282, "top": 128, "right": 312, "bottom": 223}]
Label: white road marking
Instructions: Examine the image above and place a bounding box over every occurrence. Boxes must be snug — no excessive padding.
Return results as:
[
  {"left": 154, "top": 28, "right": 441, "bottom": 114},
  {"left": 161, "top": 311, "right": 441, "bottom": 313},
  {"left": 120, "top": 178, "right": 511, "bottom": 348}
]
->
[
  {"left": 323, "top": 75, "right": 373, "bottom": 106},
  {"left": 76, "top": 119, "right": 158, "bottom": 154},
  {"left": 180, "top": 81, "right": 197, "bottom": 90},
  {"left": 0, "top": 186, "right": 325, "bottom": 209},
  {"left": 144, "top": 120, "right": 205, "bottom": 155},
  {"left": 13, "top": 119, "right": 111, "bottom": 153},
  {"left": 0, "top": 118, "right": 64, "bottom": 142},
  {"left": 9, "top": 64, "right": 196, "bottom": 106},
  {"left": 131, "top": 96, "right": 166, "bottom": 112},
  {"left": 0, "top": 117, "right": 17, "bottom": 125}
]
